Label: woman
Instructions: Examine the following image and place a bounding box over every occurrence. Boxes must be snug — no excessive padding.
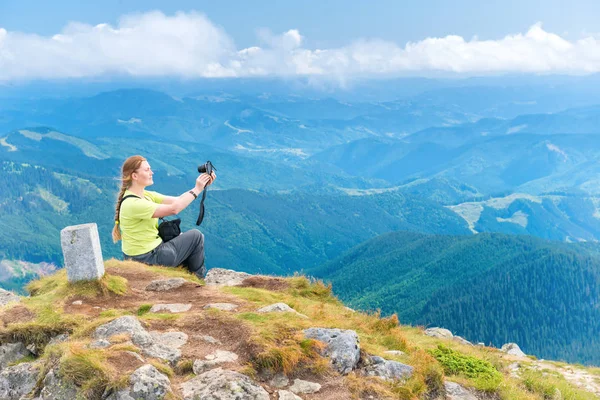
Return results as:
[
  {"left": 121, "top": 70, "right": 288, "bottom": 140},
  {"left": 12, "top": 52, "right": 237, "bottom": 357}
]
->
[{"left": 112, "top": 155, "right": 216, "bottom": 278}]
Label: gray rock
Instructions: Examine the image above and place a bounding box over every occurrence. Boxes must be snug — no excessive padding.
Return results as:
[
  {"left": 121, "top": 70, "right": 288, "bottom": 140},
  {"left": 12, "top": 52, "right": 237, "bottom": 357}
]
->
[
  {"left": 145, "top": 278, "right": 187, "bottom": 292},
  {"left": 93, "top": 316, "right": 180, "bottom": 364},
  {"left": 501, "top": 343, "right": 526, "bottom": 357},
  {"left": 445, "top": 381, "right": 478, "bottom": 400},
  {"left": 48, "top": 334, "right": 70, "bottom": 346},
  {"left": 60, "top": 223, "right": 105, "bottom": 282},
  {"left": 0, "top": 343, "right": 32, "bottom": 370},
  {"left": 278, "top": 390, "right": 302, "bottom": 400},
  {"left": 257, "top": 303, "right": 308, "bottom": 318},
  {"left": 269, "top": 373, "right": 289, "bottom": 388},
  {"left": 128, "top": 364, "right": 171, "bottom": 400},
  {"left": 304, "top": 328, "right": 360, "bottom": 374},
  {"left": 143, "top": 343, "right": 181, "bottom": 365},
  {"left": 93, "top": 316, "right": 153, "bottom": 347},
  {"left": 89, "top": 339, "right": 111, "bottom": 349},
  {"left": 179, "top": 367, "right": 269, "bottom": 399},
  {"left": 453, "top": 336, "right": 473, "bottom": 346},
  {"left": 37, "top": 368, "right": 78, "bottom": 400},
  {"left": 193, "top": 350, "right": 239, "bottom": 374},
  {"left": 0, "top": 362, "right": 39, "bottom": 399},
  {"left": 203, "top": 303, "right": 239, "bottom": 311},
  {"left": 361, "top": 356, "right": 413, "bottom": 381},
  {"left": 204, "top": 268, "right": 251, "bottom": 287},
  {"left": 150, "top": 331, "right": 188, "bottom": 348},
  {"left": 150, "top": 303, "right": 192, "bottom": 313},
  {"left": 196, "top": 335, "right": 222, "bottom": 345},
  {"left": 424, "top": 327, "right": 454, "bottom": 339},
  {"left": 72, "top": 300, "right": 83, "bottom": 305},
  {"left": 0, "top": 289, "right": 20, "bottom": 307},
  {"left": 289, "top": 378, "right": 321, "bottom": 394},
  {"left": 384, "top": 350, "right": 405, "bottom": 356}
]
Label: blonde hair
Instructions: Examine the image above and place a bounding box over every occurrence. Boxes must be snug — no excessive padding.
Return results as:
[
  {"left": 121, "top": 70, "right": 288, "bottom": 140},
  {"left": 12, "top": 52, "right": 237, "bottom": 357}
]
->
[{"left": 112, "top": 155, "right": 146, "bottom": 242}]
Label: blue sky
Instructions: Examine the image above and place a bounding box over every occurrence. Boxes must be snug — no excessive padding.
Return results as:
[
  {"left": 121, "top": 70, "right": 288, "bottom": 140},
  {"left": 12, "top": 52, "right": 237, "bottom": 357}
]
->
[
  {"left": 2, "top": 0, "right": 600, "bottom": 47},
  {"left": 1, "top": 0, "right": 600, "bottom": 81}
]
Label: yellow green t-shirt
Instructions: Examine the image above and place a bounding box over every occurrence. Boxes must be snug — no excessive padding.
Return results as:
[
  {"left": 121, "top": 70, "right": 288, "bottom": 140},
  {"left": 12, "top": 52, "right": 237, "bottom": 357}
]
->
[{"left": 119, "top": 189, "right": 165, "bottom": 256}]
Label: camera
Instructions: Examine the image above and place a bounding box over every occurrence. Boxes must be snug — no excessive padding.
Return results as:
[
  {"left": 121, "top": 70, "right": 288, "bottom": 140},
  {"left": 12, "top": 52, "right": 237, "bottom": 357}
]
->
[{"left": 198, "top": 160, "right": 216, "bottom": 175}]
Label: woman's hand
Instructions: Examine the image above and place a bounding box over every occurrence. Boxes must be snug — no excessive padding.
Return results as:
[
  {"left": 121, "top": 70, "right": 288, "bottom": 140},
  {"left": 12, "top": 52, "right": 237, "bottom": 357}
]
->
[
  {"left": 195, "top": 173, "right": 212, "bottom": 191},
  {"left": 207, "top": 171, "right": 217, "bottom": 186}
]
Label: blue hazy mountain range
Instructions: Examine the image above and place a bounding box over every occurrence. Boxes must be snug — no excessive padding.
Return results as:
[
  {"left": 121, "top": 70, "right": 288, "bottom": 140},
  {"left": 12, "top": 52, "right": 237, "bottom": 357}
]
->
[{"left": 3, "top": 78, "right": 600, "bottom": 365}]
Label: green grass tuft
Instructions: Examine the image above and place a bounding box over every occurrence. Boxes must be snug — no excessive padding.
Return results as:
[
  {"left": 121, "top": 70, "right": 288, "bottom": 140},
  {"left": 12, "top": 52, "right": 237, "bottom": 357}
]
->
[
  {"left": 429, "top": 344, "right": 502, "bottom": 391},
  {"left": 137, "top": 304, "right": 152, "bottom": 316}
]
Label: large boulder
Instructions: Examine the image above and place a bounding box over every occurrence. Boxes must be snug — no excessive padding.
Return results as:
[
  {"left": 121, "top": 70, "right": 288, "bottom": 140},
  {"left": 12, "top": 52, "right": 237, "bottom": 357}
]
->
[
  {"left": 94, "top": 316, "right": 181, "bottom": 364},
  {"left": 0, "top": 343, "right": 32, "bottom": 370},
  {"left": 36, "top": 367, "right": 78, "bottom": 400},
  {"left": 500, "top": 343, "right": 526, "bottom": 357},
  {"left": 204, "top": 268, "right": 251, "bottom": 287},
  {"left": 445, "top": 381, "right": 479, "bottom": 400},
  {"left": 0, "top": 362, "right": 39, "bottom": 400},
  {"left": 107, "top": 364, "right": 171, "bottom": 400},
  {"left": 303, "top": 328, "right": 360, "bottom": 374},
  {"left": 424, "top": 327, "right": 454, "bottom": 339},
  {"left": 361, "top": 355, "right": 413, "bottom": 381},
  {"left": 179, "top": 368, "right": 269, "bottom": 400}
]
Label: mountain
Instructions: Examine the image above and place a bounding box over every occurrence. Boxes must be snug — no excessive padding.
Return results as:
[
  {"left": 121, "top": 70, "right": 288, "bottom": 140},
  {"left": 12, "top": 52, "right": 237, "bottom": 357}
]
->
[
  {"left": 309, "top": 231, "right": 600, "bottom": 365},
  {"left": 0, "top": 159, "right": 470, "bottom": 276},
  {"left": 0, "top": 260, "right": 598, "bottom": 399}
]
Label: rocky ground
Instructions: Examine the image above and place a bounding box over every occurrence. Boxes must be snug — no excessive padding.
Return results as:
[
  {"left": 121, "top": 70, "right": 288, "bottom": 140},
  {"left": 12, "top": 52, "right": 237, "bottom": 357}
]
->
[{"left": 0, "top": 260, "right": 598, "bottom": 399}]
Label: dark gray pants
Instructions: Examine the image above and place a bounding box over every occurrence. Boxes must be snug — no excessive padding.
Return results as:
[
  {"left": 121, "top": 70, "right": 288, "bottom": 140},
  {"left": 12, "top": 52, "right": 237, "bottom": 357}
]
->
[{"left": 125, "top": 229, "right": 206, "bottom": 278}]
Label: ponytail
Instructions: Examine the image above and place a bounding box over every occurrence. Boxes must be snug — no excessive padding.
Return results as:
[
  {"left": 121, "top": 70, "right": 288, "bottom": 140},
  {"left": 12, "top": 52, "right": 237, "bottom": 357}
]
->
[
  {"left": 112, "top": 155, "right": 146, "bottom": 243},
  {"left": 112, "top": 183, "right": 128, "bottom": 242}
]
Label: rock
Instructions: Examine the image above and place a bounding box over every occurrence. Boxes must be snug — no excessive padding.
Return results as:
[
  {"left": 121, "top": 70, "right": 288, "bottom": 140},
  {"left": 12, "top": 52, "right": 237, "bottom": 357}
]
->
[
  {"left": 203, "top": 303, "right": 239, "bottom": 311},
  {"left": 304, "top": 328, "right": 360, "bottom": 374},
  {"left": 89, "top": 339, "right": 111, "bottom": 349},
  {"left": 424, "top": 327, "right": 454, "bottom": 339},
  {"left": 150, "top": 303, "right": 192, "bottom": 313},
  {"left": 126, "top": 364, "right": 171, "bottom": 400},
  {"left": 361, "top": 356, "right": 413, "bottom": 381},
  {"left": 289, "top": 378, "right": 321, "bottom": 394},
  {"left": 179, "top": 367, "right": 269, "bottom": 400},
  {"left": 150, "top": 331, "right": 188, "bottom": 348},
  {"left": 0, "top": 343, "right": 32, "bottom": 370},
  {"left": 204, "top": 268, "right": 251, "bottom": 287},
  {"left": 193, "top": 350, "right": 239, "bottom": 374},
  {"left": 384, "top": 350, "right": 405, "bottom": 356},
  {"left": 143, "top": 343, "right": 181, "bottom": 365},
  {"left": 37, "top": 367, "right": 78, "bottom": 400},
  {"left": 278, "top": 390, "right": 302, "bottom": 400},
  {"left": 453, "top": 336, "right": 473, "bottom": 346},
  {"left": 60, "top": 223, "right": 105, "bottom": 282},
  {"left": 93, "top": 316, "right": 180, "bottom": 364},
  {"left": 501, "top": 343, "right": 526, "bottom": 357},
  {"left": 257, "top": 303, "right": 308, "bottom": 318},
  {"left": 444, "top": 381, "right": 478, "bottom": 400},
  {"left": 93, "top": 316, "right": 152, "bottom": 347},
  {"left": 72, "top": 300, "right": 83, "bottom": 305},
  {"left": 0, "top": 289, "right": 20, "bottom": 307},
  {"left": 269, "top": 373, "right": 289, "bottom": 388},
  {"left": 196, "top": 335, "right": 222, "bottom": 345},
  {"left": 0, "top": 362, "right": 39, "bottom": 399},
  {"left": 48, "top": 334, "right": 70, "bottom": 346},
  {"left": 145, "top": 278, "right": 187, "bottom": 292}
]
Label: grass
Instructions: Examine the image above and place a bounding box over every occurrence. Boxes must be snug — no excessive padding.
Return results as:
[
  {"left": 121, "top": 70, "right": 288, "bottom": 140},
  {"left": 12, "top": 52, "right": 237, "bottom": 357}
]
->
[{"left": 429, "top": 344, "right": 502, "bottom": 391}]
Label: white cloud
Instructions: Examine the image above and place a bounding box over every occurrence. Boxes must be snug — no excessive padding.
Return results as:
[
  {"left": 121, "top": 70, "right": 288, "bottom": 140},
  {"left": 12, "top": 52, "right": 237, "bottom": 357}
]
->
[{"left": 1, "top": 13, "right": 600, "bottom": 81}]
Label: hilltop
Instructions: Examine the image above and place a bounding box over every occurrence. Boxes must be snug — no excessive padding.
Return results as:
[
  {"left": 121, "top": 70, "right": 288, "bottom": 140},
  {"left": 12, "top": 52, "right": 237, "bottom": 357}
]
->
[{"left": 0, "top": 261, "right": 598, "bottom": 399}]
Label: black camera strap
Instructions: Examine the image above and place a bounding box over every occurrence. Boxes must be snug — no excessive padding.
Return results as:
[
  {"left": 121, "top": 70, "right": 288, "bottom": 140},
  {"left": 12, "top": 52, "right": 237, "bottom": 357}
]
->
[{"left": 196, "top": 187, "right": 208, "bottom": 226}]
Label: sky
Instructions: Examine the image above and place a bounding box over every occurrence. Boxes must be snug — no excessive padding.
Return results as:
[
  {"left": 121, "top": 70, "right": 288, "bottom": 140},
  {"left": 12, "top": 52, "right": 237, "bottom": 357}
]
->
[{"left": 1, "top": 0, "right": 600, "bottom": 82}]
